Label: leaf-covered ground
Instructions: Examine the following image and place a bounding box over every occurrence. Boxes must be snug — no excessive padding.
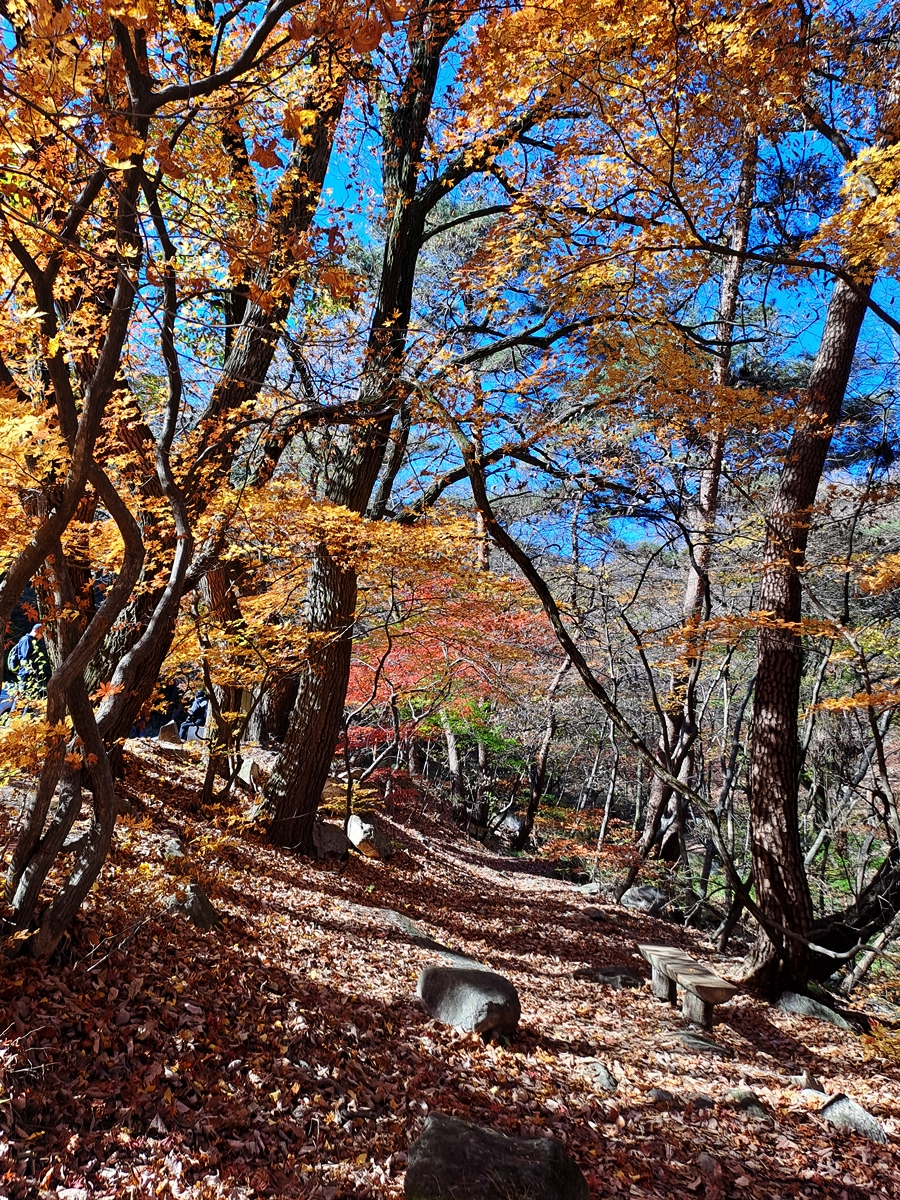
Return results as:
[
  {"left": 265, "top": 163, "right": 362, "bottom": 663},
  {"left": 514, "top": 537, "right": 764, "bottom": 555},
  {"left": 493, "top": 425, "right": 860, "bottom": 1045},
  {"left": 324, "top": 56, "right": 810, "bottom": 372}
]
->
[{"left": 2, "top": 742, "right": 900, "bottom": 1199}]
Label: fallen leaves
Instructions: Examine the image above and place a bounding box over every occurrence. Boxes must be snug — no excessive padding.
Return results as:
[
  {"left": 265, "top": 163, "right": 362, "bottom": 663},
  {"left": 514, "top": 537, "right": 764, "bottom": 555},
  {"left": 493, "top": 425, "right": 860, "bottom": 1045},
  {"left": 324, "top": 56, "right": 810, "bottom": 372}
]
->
[{"left": 0, "top": 742, "right": 899, "bottom": 1198}]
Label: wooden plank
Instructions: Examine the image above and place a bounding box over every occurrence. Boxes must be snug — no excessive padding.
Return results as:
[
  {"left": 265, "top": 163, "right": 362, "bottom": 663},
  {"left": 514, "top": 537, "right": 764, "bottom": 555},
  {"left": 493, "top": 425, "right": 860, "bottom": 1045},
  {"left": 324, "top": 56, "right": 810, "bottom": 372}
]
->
[
  {"left": 638, "top": 944, "right": 738, "bottom": 1005},
  {"left": 682, "top": 989, "right": 714, "bottom": 1031},
  {"left": 650, "top": 964, "right": 676, "bottom": 1004}
]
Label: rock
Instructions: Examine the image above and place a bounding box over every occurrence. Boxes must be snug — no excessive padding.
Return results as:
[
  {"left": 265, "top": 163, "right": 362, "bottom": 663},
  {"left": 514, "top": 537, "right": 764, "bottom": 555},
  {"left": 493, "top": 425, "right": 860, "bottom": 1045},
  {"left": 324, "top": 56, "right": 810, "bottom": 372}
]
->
[
  {"left": 165, "top": 881, "right": 223, "bottom": 930},
  {"left": 237, "top": 757, "right": 265, "bottom": 794},
  {"left": 777, "top": 991, "right": 853, "bottom": 1030},
  {"left": 347, "top": 813, "right": 393, "bottom": 860},
  {"left": 312, "top": 820, "right": 351, "bottom": 861},
  {"left": 790, "top": 1070, "right": 825, "bottom": 1093},
  {"left": 586, "top": 1061, "right": 619, "bottom": 1092},
  {"left": 619, "top": 885, "right": 668, "bottom": 915},
  {"left": 690, "top": 1094, "right": 715, "bottom": 1109},
  {"left": 572, "top": 964, "right": 643, "bottom": 989},
  {"left": 648, "top": 1087, "right": 678, "bottom": 1105},
  {"left": 497, "top": 813, "right": 527, "bottom": 844},
  {"left": 417, "top": 965, "right": 520, "bottom": 1037},
  {"left": 157, "top": 720, "right": 182, "bottom": 745},
  {"left": 115, "top": 792, "right": 136, "bottom": 816},
  {"left": 405, "top": 1112, "right": 589, "bottom": 1200},
  {"left": 582, "top": 906, "right": 607, "bottom": 923},
  {"left": 728, "top": 1087, "right": 772, "bottom": 1121},
  {"left": 161, "top": 835, "right": 185, "bottom": 860},
  {"left": 578, "top": 880, "right": 601, "bottom": 896},
  {"left": 819, "top": 1094, "right": 887, "bottom": 1143},
  {"left": 668, "top": 1030, "right": 734, "bottom": 1058}
]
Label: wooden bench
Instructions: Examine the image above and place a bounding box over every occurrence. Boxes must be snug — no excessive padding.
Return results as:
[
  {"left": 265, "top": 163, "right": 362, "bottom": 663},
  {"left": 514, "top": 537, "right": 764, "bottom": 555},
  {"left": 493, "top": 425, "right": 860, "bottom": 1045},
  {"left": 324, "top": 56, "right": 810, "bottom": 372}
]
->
[{"left": 638, "top": 944, "right": 738, "bottom": 1031}]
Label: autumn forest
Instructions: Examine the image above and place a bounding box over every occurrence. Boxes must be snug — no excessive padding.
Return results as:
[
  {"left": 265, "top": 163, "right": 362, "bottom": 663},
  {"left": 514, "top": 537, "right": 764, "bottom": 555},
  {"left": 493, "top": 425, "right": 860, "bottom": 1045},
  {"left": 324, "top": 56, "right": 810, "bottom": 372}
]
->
[{"left": 2, "top": 1, "right": 900, "bottom": 1198}]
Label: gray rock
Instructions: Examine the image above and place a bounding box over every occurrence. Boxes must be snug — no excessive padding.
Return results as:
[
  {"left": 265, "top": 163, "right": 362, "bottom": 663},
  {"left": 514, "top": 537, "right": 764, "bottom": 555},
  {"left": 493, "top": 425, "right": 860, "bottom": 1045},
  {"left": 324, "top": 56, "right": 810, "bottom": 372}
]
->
[
  {"left": 790, "top": 1070, "right": 825, "bottom": 1093},
  {"left": 417, "top": 965, "right": 520, "bottom": 1037},
  {"left": 586, "top": 1061, "right": 618, "bottom": 1092},
  {"left": 157, "top": 720, "right": 182, "bottom": 745},
  {"left": 819, "top": 1094, "right": 887, "bottom": 1143},
  {"left": 161, "top": 835, "right": 185, "bottom": 860},
  {"left": 312, "top": 820, "right": 350, "bottom": 861},
  {"left": 237, "top": 757, "right": 265, "bottom": 794},
  {"left": 578, "top": 880, "right": 601, "bottom": 896},
  {"left": 347, "top": 813, "right": 393, "bottom": 860},
  {"left": 728, "top": 1087, "right": 772, "bottom": 1121},
  {"left": 669, "top": 1031, "right": 734, "bottom": 1058},
  {"left": 690, "top": 1094, "right": 715, "bottom": 1109},
  {"left": 582, "top": 906, "right": 607, "bottom": 922},
  {"left": 648, "top": 1087, "right": 678, "bottom": 1106},
  {"left": 619, "top": 885, "right": 668, "bottom": 915},
  {"left": 572, "top": 964, "right": 643, "bottom": 989},
  {"left": 777, "top": 991, "right": 853, "bottom": 1031},
  {"left": 165, "top": 881, "right": 223, "bottom": 930},
  {"left": 405, "top": 1112, "right": 589, "bottom": 1200}
]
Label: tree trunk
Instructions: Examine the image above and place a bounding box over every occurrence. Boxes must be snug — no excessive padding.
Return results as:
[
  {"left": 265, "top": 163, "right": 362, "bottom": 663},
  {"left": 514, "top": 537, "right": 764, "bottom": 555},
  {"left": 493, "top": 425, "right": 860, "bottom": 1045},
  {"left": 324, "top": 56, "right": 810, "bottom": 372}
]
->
[
  {"left": 641, "top": 133, "right": 756, "bottom": 859},
  {"left": 441, "top": 710, "right": 464, "bottom": 803},
  {"left": 264, "top": 547, "right": 357, "bottom": 851},
  {"left": 263, "top": 10, "right": 467, "bottom": 849},
  {"left": 746, "top": 278, "right": 869, "bottom": 994},
  {"left": 248, "top": 673, "right": 300, "bottom": 744},
  {"left": 513, "top": 659, "right": 570, "bottom": 850}
]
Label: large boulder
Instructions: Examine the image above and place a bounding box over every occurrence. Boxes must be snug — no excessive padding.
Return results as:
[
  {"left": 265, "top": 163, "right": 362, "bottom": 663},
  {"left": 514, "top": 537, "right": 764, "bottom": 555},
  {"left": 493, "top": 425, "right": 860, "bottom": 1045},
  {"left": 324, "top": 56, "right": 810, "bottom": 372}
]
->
[
  {"left": 417, "top": 966, "right": 520, "bottom": 1037},
  {"left": 405, "top": 1112, "right": 589, "bottom": 1200},
  {"left": 237, "top": 757, "right": 266, "bottom": 795},
  {"left": 312, "top": 820, "right": 351, "bottom": 861},
  {"left": 619, "top": 885, "right": 668, "bottom": 915},
  {"left": 347, "top": 813, "right": 393, "bottom": 860},
  {"left": 777, "top": 991, "right": 853, "bottom": 1030},
  {"left": 819, "top": 1094, "right": 887, "bottom": 1143},
  {"left": 158, "top": 720, "right": 182, "bottom": 745}
]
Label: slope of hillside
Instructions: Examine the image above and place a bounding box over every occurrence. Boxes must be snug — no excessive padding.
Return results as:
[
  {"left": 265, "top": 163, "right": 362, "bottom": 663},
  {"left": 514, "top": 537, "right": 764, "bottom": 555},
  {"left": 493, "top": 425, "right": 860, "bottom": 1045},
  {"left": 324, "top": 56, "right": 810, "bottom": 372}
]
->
[{"left": 2, "top": 741, "right": 899, "bottom": 1199}]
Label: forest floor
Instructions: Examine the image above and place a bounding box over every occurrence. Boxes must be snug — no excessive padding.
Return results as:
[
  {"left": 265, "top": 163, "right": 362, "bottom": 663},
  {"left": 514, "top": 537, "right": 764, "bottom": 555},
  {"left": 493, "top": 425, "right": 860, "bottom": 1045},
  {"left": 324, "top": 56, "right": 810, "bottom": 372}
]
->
[{"left": 2, "top": 740, "right": 900, "bottom": 1200}]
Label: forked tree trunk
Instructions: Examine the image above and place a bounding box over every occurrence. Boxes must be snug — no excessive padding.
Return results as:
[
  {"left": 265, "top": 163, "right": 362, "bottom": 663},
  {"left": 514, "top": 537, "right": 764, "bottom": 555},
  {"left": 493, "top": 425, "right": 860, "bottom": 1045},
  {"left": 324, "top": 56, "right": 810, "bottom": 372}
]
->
[
  {"left": 263, "top": 8, "right": 467, "bottom": 851},
  {"left": 746, "top": 278, "right": 869, "bottom": 995}
]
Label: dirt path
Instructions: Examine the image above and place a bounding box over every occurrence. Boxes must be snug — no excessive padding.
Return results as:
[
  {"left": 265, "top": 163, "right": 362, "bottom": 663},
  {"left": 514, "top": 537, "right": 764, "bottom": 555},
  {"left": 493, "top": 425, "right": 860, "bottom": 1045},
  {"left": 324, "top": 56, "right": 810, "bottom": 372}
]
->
[{"left": 1, "top": 742, "right": 899, "bottom": 1198}]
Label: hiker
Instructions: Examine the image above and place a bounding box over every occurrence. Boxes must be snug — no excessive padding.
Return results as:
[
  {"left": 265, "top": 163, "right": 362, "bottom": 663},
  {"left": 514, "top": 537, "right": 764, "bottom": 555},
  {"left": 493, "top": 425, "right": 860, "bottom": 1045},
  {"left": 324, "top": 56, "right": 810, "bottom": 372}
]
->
[
  {"left": 7, "top": 624, "right": 51, "bottom": 701},
  {"left": 0, "top": 683, "right": 14, "bottom": 717},
  {"left": 179, "top": 692, "right": 209, "bottom": 741}
]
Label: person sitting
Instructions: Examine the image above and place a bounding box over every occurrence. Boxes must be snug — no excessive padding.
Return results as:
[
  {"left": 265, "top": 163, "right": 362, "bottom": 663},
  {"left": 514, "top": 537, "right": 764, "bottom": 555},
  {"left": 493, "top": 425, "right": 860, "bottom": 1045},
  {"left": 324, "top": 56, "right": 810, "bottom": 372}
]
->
[{"left": 179, "top": 693, "right": 209, "bottom": 741}]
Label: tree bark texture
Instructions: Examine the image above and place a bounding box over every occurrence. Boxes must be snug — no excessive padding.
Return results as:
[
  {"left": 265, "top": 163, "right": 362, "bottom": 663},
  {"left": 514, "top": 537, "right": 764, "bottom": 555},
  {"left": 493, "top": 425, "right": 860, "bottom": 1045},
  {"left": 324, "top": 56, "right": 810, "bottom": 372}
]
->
[
  {"left": 264, "top": 547, "right": 357, "bottom": 849},
  {"left": 747, "top": 278, "right": 869, "bottom": 994},
  {"left": 264, "top": 6, "right": 465, "bottom": 852}
]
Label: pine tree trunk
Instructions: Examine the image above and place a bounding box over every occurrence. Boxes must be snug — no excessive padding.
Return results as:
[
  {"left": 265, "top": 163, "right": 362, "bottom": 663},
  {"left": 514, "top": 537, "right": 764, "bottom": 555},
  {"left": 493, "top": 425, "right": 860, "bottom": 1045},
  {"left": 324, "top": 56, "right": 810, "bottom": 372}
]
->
[{"left": 746, "top": 278, "right": 869, "bottom": 994}]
